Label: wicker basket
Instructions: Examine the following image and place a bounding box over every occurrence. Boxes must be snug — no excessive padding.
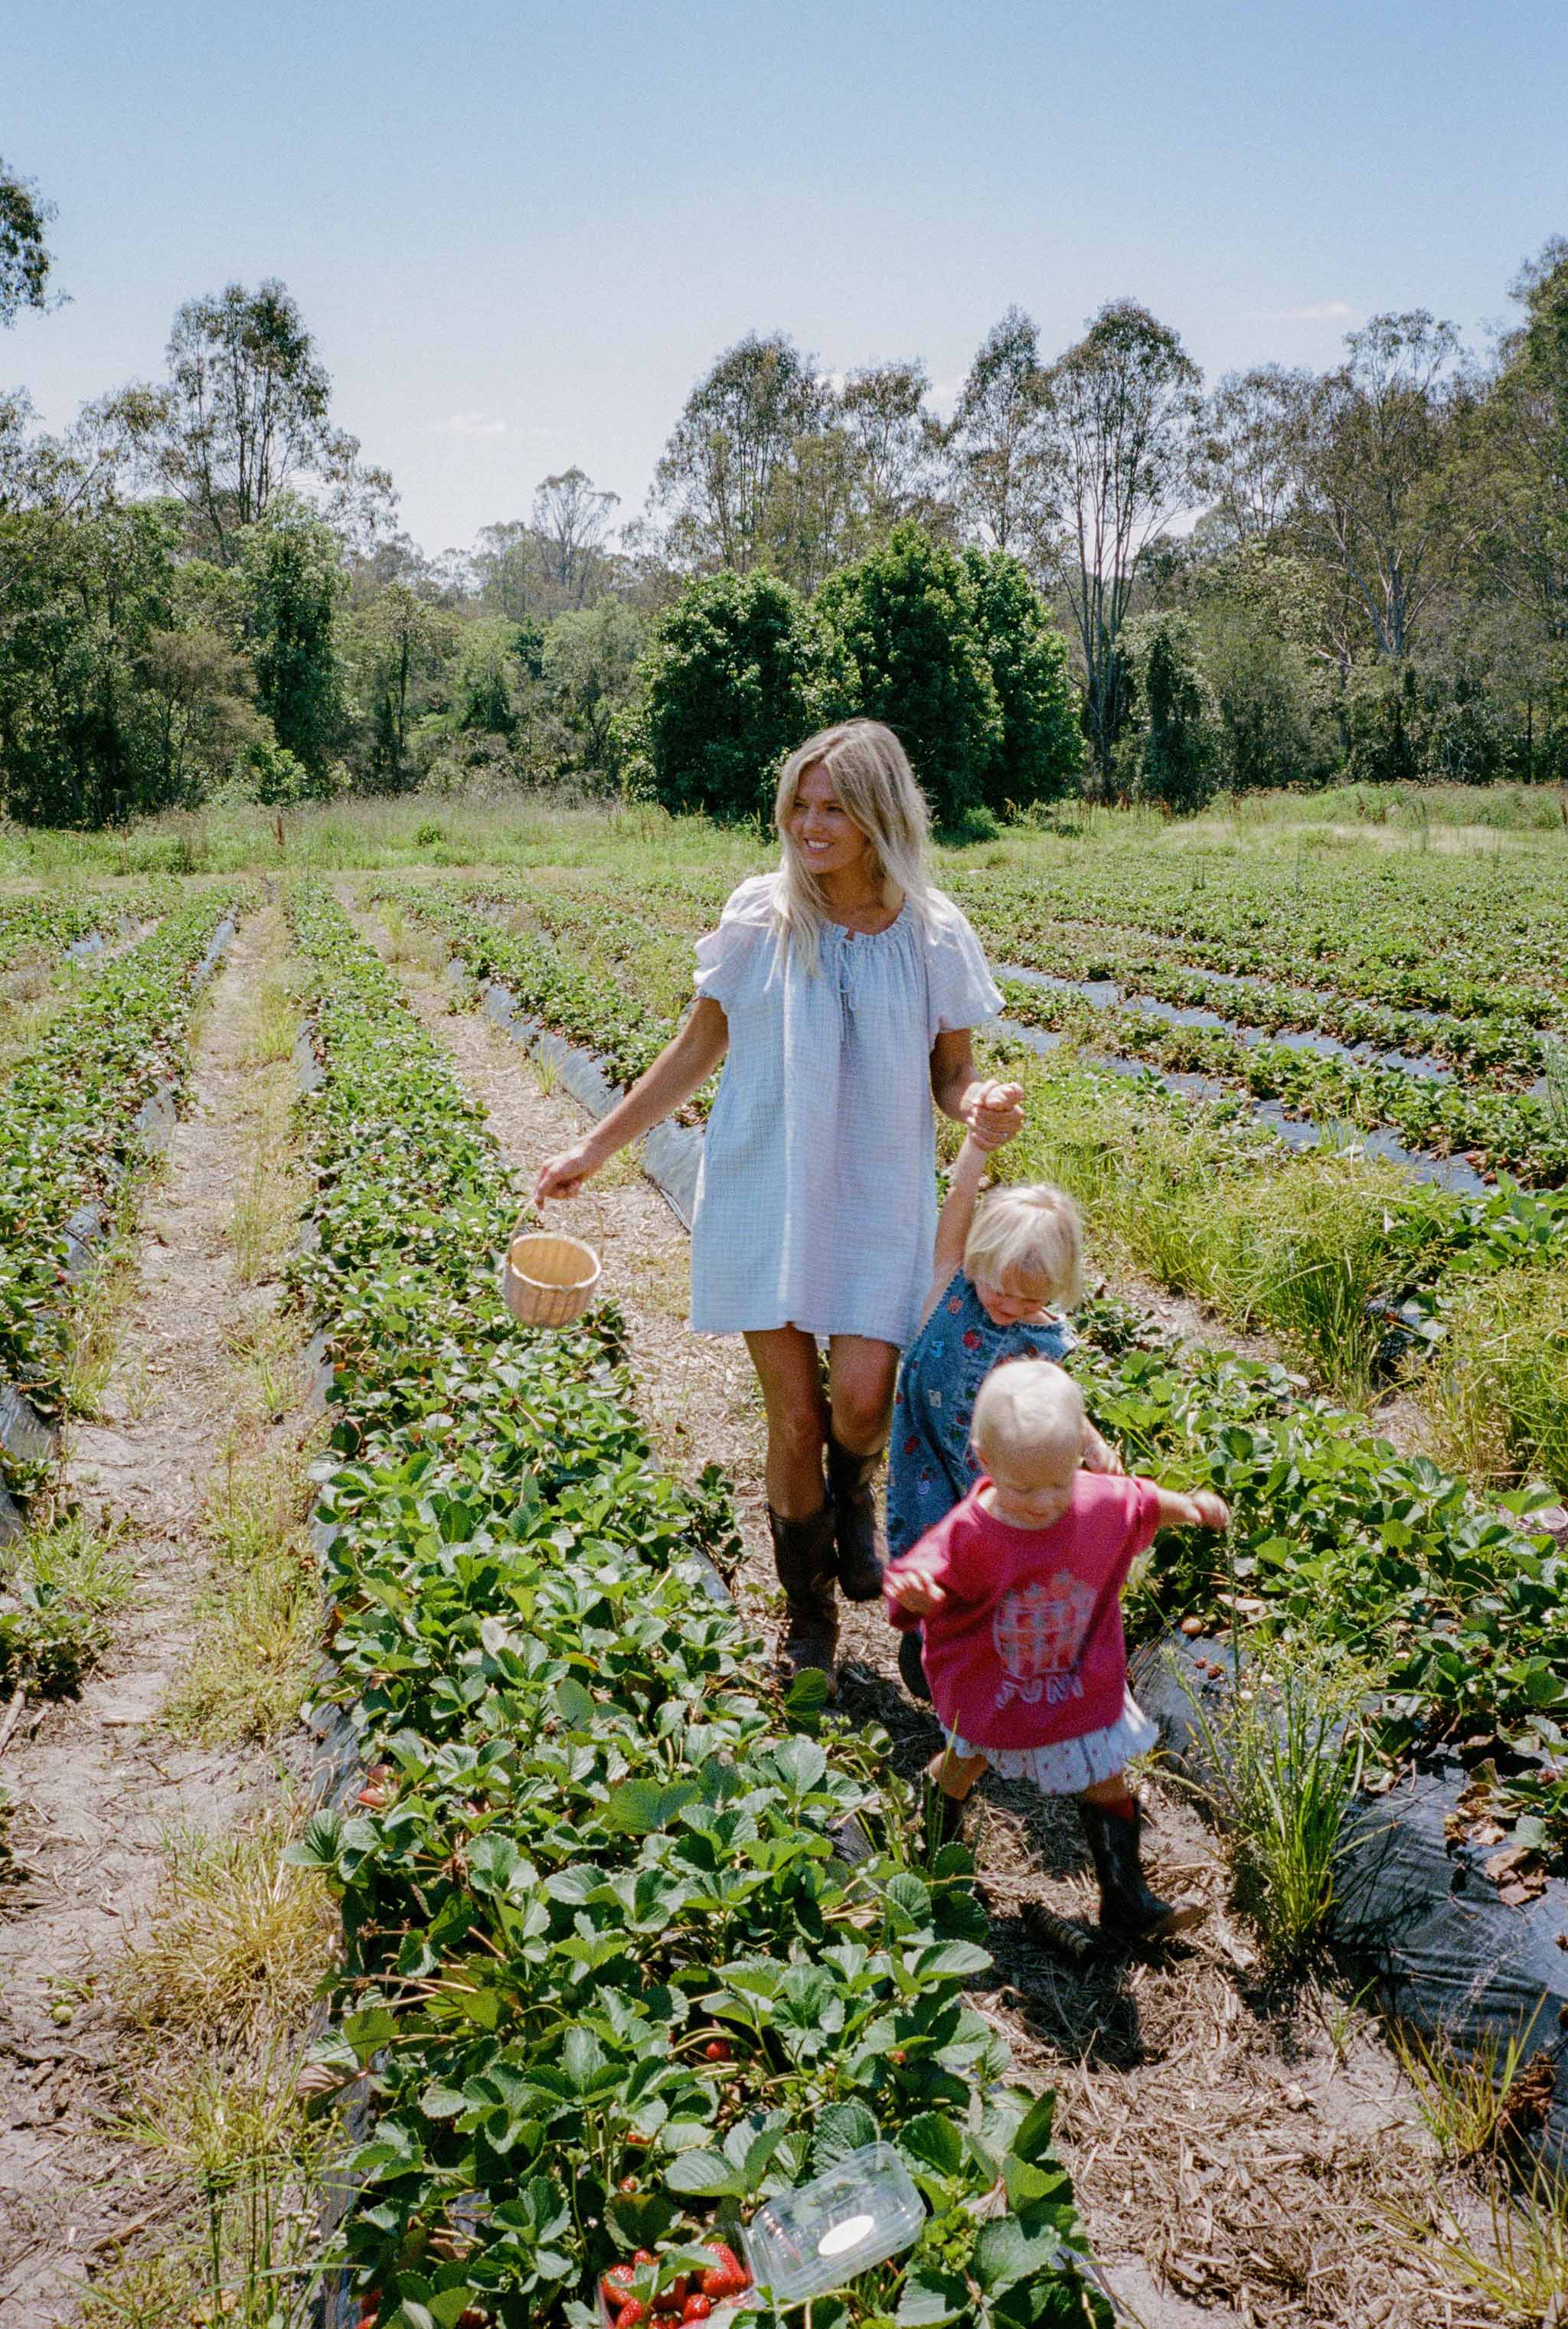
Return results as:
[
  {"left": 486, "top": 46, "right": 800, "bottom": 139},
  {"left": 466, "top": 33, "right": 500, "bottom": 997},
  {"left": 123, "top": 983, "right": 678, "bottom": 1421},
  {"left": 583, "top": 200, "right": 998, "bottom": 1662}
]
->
[{"left": 503, "top": 1231, "right": 602, "bottom": 1328}]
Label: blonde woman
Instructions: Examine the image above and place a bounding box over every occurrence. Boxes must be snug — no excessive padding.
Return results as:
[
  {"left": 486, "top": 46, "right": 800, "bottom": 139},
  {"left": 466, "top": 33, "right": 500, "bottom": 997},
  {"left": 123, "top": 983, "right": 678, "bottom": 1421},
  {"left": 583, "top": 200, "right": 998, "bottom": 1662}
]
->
[{"left": 534, "top": 719, "right": 1019, "bottom": 1694}]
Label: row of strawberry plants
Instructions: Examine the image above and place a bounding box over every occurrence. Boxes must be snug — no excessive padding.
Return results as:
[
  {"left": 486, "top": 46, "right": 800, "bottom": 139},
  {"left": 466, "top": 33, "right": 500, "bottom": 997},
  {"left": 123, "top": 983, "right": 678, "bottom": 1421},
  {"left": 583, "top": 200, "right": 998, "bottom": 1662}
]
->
[
  {"left": 381, "top": 884, "right": 707, "bottom": 1115},
  {"left": 0, "top": 880, "right": 165, "bottom": 977},
  {"left": 995, "top": 978, "right": 1568, "bottom": 1186},
  {"left": 998, "top": 948, "right": 1553, "bottom": 1087},
  {"left": 0, "top": 884, "right": 248, "bottom": 1467},
  {"left": 286, "top": 884, "right": 1104, "bottom": 2329},
  {"left": 948, "top": 862, "right": 1567, "bottom": 1026}
]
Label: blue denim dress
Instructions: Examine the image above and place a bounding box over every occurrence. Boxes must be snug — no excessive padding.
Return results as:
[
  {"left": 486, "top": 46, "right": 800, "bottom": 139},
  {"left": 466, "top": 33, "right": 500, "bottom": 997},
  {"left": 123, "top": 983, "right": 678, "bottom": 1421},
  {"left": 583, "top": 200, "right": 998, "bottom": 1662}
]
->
[{"left": 886, "top": 1269, "right": 1076, "bottom": 1562}]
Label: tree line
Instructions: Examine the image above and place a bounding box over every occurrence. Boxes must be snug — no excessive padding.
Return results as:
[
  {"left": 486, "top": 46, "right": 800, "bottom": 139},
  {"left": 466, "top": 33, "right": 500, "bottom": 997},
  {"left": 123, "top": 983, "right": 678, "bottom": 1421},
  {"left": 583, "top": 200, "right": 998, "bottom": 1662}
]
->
[{"left": 2, "top": 149, "right": 1565, "bottom": 828}]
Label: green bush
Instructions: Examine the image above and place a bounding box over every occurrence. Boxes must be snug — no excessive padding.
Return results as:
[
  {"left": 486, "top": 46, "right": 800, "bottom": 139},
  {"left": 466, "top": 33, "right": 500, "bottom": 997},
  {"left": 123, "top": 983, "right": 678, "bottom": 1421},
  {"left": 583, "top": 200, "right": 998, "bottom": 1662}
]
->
[
  {"left": 1112, "top": 610, "right": 1223, "bottom": 812},
  {"left": 962, "top": 546, "right": 1085, "bottom": 810},
  {"left": 817, "top": 523, "right": 1003, "bottom": 828},
  {"left": 631, "top": 570, "right": 824, "bottom": 820}
]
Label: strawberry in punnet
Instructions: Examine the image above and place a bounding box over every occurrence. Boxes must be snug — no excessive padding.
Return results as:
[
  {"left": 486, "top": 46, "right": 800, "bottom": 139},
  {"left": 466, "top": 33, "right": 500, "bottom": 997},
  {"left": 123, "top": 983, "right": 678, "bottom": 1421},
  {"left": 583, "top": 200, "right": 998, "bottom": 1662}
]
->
[
  {"left": 651, "top": 2274, "right": 688, "bottom": 2313},
  {"left": 613, "top": 2305, "right": 649, "bottom": 2329},
  {"left": 681, "top": 2299, "right": 713, "bottom": 2322}
]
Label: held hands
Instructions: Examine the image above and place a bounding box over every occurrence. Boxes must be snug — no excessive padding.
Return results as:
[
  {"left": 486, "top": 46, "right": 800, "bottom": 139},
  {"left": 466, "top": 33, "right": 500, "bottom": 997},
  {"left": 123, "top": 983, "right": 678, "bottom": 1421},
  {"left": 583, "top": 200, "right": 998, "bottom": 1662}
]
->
[
  {"left": 533, "top": 1141, "right": 601, "bottom": 1204},
  {"left": 887, "top": 1564, "right": 946, "bottom": 1617},
  {"left": 964, "top": 1079, "right": 1025, "bottom": 1153}
]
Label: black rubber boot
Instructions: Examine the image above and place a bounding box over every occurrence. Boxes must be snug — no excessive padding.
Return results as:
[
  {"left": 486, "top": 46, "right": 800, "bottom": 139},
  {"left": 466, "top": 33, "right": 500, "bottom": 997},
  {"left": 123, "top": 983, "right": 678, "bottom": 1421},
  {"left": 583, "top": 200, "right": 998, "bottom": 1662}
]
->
[
  {"left": 897, "top": 1625, "right": 933, "bottom": 1703},
  {"left": 767, "top": 1504, "right": 839, "bottom": 1697},
  {"left": 1077, "top": 1797, "right": 1204, "bottom": 1946},
  {"left": 827, "top": 1433, "right": 887, "bottom": 1601}
]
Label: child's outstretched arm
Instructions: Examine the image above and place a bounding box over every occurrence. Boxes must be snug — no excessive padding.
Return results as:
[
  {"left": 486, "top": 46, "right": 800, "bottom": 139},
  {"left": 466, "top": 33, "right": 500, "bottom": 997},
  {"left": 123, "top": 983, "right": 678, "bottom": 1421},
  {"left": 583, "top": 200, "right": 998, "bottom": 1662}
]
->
[{"left": 1152, "top": 1485, "right": 1230, "bottom": 1532}]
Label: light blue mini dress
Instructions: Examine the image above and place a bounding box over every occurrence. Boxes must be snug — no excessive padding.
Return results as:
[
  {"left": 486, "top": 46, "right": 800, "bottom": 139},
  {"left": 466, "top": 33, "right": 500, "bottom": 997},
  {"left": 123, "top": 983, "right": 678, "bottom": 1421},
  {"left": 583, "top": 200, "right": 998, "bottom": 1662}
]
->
[{"left": 689, "top": 874, "right": 1002, "bottom": 1349}]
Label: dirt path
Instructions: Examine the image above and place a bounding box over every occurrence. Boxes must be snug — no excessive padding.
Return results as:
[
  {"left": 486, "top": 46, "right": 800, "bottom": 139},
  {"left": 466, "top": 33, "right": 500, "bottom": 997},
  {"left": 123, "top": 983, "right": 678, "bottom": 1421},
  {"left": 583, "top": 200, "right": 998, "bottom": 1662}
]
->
[
  {"left": 373, "top": 922, "right": 1500, "bottom": 2329},
  {"left": 0, "top": 906, "right": 312, "bottom": 2327}
]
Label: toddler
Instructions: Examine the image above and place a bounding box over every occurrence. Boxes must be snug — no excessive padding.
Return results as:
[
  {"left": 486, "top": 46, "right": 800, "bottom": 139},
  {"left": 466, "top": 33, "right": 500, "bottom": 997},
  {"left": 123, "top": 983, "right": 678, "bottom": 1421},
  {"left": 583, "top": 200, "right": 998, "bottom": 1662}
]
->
[
  {"left": 887, "top": 1125, "right": 1118, "bottom": 1700},
  {"left": 884, "top": 1357, "right": 1228, "bottom": 1945}
]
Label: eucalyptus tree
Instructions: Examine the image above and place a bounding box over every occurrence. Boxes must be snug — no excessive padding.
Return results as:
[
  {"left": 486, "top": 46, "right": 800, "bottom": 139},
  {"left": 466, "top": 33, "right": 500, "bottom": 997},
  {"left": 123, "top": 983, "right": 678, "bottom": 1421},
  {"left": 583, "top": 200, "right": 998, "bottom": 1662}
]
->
[
  {"left": 1478, "top": 240, "right": 1568, "bottom": 645},
  {"left": 1194, "top": 364, "right": 1312, "bottom": 544},
  {"left": 107, "top": 280, "right": 392, "bottom": 563},
  {"left": 947, "top": 307, "right": 1051, "bottom": 554},
  {"left": 0, "top": 155, "right": 56, "bottom": 327},
  {"left": 531, "top": 467, "right": 620, "bottom": 605},
  {"left": 1294, "top": 311, "right": 1472, "bottom": 664},
  {"left": 652, "top": 331, "right": 830, "bottom": 575},
  {"left": 1034, "top": 299, "right": 1203, "bottom": 779}
]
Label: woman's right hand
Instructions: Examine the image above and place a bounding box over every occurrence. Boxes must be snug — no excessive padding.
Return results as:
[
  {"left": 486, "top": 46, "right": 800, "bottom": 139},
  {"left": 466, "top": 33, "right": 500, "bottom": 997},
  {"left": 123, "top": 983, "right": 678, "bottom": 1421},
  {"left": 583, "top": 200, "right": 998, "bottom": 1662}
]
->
[{"left": 534, "top": 1141, "right": 602, "bottom": 1204}]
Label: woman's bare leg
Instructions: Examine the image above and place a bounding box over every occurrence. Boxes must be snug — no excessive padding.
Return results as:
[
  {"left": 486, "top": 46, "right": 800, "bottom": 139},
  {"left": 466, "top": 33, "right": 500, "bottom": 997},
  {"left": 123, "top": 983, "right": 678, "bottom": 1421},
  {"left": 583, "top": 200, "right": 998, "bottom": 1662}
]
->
[
  {"left": 927, "top": 1746, "right": 988, "bottom": 1799},
  {"left": 825, "top": 1334, "right": 900, "bottom": 1456},
  {"left": 744, "top": 1327, "right": 830, "bottom": 1517}
]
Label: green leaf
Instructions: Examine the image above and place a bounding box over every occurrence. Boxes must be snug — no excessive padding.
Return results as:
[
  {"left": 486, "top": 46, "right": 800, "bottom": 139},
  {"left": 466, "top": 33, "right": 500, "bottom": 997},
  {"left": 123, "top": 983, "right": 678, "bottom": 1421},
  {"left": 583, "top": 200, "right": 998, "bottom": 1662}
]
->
[
  {"left": 604, "top": 1776, "right": 702, "bottom": 1834},
  {"left": 561, "top": 2026, "right": 604, "bottom": 2095},
  {"left": 896, "top": 2268, "right": 970, "bottom": 2324},
  {"left": 809, "top": 2100, "right": 879, "bottom": 2171},
  {"left": 898, "top": 2112, "right": 965, "bottom": 2180},
  {"left": 665, "top": 2148, "right": 746, "bottom": 2199},
  {"left": 973, "top": 2214, "right": 1067, "bottom": 2293},
  {"left": 1009, "top": 2089, "right": 1057, "bottom": 2167},
  {"left": 769, "top": 1734, "right": 828, "bottom": 1794}
]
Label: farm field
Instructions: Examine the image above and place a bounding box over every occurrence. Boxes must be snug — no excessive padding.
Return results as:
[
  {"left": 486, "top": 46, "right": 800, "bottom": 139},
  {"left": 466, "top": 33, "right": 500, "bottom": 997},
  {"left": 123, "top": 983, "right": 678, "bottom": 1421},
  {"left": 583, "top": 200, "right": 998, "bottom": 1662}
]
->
[{"left": 1, "top": 787, "right": 1566, "bottom": 2327}]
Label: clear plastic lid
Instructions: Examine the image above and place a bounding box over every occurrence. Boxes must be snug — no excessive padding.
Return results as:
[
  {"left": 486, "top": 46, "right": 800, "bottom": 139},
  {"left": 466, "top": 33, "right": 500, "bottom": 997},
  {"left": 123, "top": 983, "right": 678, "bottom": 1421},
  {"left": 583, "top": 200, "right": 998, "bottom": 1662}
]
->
[{"left": 742, "top": 2141, "right": 924, "bottom": 2305}]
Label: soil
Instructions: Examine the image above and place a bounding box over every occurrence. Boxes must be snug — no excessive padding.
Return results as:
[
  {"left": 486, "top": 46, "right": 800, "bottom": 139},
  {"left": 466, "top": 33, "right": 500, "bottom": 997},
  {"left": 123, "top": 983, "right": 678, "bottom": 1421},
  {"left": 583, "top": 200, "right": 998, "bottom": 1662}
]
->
[
  {"left": 374, "top": 917, "right": 1508, "bottom": 2329},
  {"left": 0, "top": 905, "right": 316, "bottom": 2327}
]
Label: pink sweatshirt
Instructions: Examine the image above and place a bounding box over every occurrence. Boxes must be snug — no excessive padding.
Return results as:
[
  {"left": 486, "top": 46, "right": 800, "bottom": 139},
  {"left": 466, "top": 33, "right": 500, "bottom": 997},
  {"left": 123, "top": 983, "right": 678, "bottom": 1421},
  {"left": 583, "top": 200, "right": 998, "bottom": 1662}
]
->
[{"left": 884, "top": 1473, "right": 1163, "bottom": 1749}]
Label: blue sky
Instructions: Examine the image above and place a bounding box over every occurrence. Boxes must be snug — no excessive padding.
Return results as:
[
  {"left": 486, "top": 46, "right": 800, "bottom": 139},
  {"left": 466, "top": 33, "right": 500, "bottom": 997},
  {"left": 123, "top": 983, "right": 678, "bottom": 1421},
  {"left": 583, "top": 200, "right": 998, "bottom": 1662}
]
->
[{"left": 6, "top": 0, "right": 1566, "bottom": 554}]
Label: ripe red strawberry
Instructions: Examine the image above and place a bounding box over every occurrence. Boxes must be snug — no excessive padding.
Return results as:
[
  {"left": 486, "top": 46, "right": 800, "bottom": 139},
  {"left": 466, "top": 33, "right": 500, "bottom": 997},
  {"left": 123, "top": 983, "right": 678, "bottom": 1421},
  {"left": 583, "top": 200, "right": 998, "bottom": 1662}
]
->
[
  {"left": 701, "top": 2038, "right": 731, "bottom": 2062},
  {"left": 698, "top": 2239, "right": 750, "bottom": 2299},
  {"left": 633, "top": 2250, "right": 656, "bottom": 2267},
  {"left": 614, "top": 2305, "right": 648, "bottom": 2329},
  {"left": 601, "top": 2263, "right": 636, "bottom": 2307},
  {"left": 618, "top": 2174, "right": 639, "bottom": 2193},
  {"left": 681, "top": 2300, "right": 712, "bottom": 2323}
]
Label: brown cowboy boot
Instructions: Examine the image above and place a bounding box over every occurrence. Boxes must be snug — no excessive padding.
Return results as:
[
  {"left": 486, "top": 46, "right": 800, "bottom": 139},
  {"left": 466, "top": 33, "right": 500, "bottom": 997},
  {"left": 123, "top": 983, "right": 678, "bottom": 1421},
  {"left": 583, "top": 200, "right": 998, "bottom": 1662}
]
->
[
  {"left": 767, "top": 1504, "right": 839, "bottom": 1697},
  {"left": 826, "top": 1432, "right": 887, "bottom": 1602}
]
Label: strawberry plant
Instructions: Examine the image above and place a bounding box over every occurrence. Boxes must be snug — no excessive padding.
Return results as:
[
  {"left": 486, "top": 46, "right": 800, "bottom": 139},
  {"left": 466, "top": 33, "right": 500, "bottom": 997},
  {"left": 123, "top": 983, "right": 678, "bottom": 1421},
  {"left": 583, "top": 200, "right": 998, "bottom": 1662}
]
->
[
  {"left": 286, "top": 884, "right": 1106, "bottom": 2328},
  {"left": 0, "top": 885, "right": 249, "bottom": 1468}
]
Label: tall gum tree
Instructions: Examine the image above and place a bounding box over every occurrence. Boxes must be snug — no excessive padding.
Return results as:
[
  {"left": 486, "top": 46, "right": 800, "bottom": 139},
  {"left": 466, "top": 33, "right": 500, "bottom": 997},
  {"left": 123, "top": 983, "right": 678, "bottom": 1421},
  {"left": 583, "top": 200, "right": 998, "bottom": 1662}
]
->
[{"left": 1034, "top": 299, "right": 1202, "bottom": 783}]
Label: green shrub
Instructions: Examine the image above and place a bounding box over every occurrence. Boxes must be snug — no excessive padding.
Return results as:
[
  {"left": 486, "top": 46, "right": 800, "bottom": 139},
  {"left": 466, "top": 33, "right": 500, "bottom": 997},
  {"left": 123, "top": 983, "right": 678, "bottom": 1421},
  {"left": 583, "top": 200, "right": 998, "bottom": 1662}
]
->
[
  {"left": 632, "top": 570, "right": 825, "bottom": 821},
  {"left": 817, "top": 522, "right": 1003, "bottom": 828}
]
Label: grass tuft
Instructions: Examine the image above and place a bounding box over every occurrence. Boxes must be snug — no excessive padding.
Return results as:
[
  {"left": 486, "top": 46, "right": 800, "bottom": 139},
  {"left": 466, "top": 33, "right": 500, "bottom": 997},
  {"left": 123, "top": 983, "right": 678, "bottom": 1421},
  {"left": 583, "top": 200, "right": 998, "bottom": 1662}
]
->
[
  {"left": 115, "top": 1810, "right": 336, "bottom": 2033},
  {"left": 1180, "top": 1641, "right": 1370, "bottom": 1972}
]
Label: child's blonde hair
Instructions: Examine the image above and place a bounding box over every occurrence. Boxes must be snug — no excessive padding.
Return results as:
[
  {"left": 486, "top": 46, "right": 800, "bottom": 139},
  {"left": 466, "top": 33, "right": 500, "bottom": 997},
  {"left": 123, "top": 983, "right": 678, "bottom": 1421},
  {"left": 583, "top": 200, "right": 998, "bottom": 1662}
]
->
[
  {"left": 972, "top": 1358, "right": 1084, "bottom": 1475},
  {"left": 964, "top": 1182, "right": 1083, "bottom": 1307},
  {"left": 773, "top": 720, "right": 937, "bottom": 974}
]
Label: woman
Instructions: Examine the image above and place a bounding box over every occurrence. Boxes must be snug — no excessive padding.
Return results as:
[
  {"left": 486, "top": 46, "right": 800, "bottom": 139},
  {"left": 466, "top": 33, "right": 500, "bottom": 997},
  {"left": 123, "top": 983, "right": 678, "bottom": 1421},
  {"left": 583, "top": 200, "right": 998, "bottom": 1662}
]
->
[{"left": 534, "top": 719, "right": 1020, "bottom": 1694}]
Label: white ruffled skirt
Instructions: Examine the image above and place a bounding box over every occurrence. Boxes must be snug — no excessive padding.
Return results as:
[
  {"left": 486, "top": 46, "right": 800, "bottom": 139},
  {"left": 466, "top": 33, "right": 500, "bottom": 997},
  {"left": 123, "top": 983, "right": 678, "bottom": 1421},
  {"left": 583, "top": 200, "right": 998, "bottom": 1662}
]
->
[{"left": 952, "top": 1687, "right": 1158, "bottom": 1795}]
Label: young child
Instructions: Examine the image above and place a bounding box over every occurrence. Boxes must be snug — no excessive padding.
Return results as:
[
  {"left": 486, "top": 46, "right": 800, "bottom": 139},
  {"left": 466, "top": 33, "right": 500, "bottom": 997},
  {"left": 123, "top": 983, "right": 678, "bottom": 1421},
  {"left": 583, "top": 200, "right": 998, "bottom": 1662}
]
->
[
  {"left": 887, "top": 1123, "right": 1119, "bottom": 1701},
  {"left": 884, "top": 1357, "right": 1229, "bottom": 1945}
]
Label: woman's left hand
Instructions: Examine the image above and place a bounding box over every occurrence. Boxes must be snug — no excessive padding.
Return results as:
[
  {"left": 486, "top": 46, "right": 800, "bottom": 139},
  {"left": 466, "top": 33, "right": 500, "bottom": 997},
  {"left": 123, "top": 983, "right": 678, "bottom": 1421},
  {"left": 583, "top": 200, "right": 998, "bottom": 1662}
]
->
[{"left": 964, "top": 1080, "right": 1024, "bottom": 1151}]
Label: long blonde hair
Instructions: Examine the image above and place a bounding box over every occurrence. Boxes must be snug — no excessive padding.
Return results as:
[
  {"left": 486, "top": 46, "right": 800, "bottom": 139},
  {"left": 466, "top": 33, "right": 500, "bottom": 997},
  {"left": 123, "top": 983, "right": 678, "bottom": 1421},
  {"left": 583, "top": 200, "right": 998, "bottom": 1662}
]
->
[{"left": 773, "top": 720, "right": 936, "bottom": 972}]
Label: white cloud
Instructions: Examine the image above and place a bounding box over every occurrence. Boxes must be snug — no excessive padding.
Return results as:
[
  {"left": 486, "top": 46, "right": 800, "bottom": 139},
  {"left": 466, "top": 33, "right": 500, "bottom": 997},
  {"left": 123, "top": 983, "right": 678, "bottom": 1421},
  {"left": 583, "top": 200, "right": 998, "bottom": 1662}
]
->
[
  {"left": 432, "top": 411, "right": 509, "bottom": 440},
  {"left": 1269, "top": 300, "right": 1353, "bottom": 324}
]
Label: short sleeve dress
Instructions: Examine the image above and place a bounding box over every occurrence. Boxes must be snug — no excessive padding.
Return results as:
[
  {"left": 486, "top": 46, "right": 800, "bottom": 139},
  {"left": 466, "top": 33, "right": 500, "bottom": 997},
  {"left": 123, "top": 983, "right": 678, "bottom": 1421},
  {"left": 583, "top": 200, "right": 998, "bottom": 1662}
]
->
[
  {"left": 886, "top": 1272, "right": 1078, "bottom": 1562},
  {"left": 689, "top": 873, "right": 1002, "bottom": 1350}
]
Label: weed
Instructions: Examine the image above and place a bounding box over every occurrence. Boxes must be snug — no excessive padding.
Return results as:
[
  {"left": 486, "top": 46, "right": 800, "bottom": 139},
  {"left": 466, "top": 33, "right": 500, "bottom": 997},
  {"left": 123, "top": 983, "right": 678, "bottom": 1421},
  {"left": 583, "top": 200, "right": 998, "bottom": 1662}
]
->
[
  {"left": 1178, "top": 1641, "right": 1370, "bottom": 1972},
  {"left": 1392, "top": 2021, "right": 1558, "bottom": 2166},
  {"left": 1391, "top": 2159, "right": 1568, "bottom": 2321},
  {"left": 0, "top": 1508, "right": 134, "bottom": 1694},
  {"left": 1432, "top": 1260, "right": 1568, "bottom": 1491},
  {"left": 165, "top": 1547, "right": 316, "bottom": 1746},
  {"left": 115, "top": 1810, "right": 336, "bottom": 2033},
  {"left": 84, "top": 2034, "right": 330, "bottom": 2328}
]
